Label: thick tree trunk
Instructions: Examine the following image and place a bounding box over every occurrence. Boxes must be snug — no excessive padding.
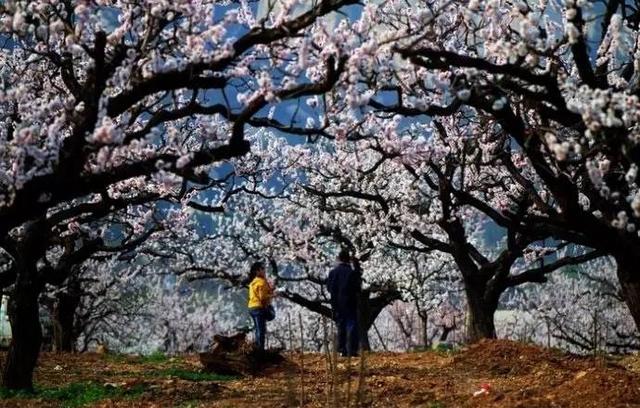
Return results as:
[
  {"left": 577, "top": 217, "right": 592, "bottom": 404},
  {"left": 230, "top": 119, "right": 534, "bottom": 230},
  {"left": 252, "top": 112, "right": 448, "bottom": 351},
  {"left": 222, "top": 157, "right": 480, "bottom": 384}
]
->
[
  {"left": 615, "top": 255, "right": 640, "bottom": 333},
  {"left": 359, "top": 292, "right": 401, "bottom": 351},
  {"left": 357, "top": 291, "right": 372, "bottom": 351},
  {"left": 465, "top": 289, "right": 498, "bottom": 343},
  {"left": 2, "top": 287, "right": 42, "bottom": 390},
  {"left": 2, "top": 220, "right": 47, "bottom": 390},
  {"left": 52, "top": 291, "right": 80, "bottom": 352},
  {"left": 439, "top": 325, "right": 453, "bottom": 342},
  {"left": 419, "top": 311, "right": 429, "bottom": 348}
]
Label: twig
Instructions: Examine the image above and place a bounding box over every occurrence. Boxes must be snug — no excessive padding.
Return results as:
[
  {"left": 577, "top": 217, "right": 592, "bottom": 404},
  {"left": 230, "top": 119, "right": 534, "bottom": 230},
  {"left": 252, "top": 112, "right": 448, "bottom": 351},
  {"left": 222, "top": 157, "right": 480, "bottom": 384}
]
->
[
  {"left": 355, "top": 350, "right": 366, "bottom": 407},
  {"left": 322, "top": 316, "right": 332, "bottom": 407},
  {"left": 332, "top": 320, "right": 339, "bottom": 407},
  {"left": 288, "top": 313, "right": 294, "bottom": 352},
  {"left": 373, "top": 322, "right": 388, "bottom": 352},
  {"left": 299, "top": 313, "right": 305, "bottom": 407},
  {"left": 345, "top": 349, "right": 352, "bottom": 407}
]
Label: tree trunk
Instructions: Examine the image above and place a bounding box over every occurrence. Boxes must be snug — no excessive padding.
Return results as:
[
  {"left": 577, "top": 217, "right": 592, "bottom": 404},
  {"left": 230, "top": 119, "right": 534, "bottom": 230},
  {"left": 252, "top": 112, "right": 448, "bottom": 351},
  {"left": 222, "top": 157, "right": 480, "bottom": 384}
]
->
[
  {"left": 419, "top": 311, "right": 429, "bottom": 348},
  {"left": 439, "top": 325, "right": 453, "bottom": 342},
  {"left": 615, "top": 255, "right": 640, "bottom": 333},
  {"left": 358, "top": 290, "right": 400, "bottom": 351},
  {"left": 2, "top": 287, "right": 42, "bottom": 390},
  {"left": 52, "top": 291, "right": 80, "bottom": 352},
  {"left": 2, "top": 220, "right": 47, "bottom": 390},
  {"left": 465, "top": 289, "right": 498, "bottom": 343},
  {"left": 357, "top": 291, "right": 372, "bottom": 351}
]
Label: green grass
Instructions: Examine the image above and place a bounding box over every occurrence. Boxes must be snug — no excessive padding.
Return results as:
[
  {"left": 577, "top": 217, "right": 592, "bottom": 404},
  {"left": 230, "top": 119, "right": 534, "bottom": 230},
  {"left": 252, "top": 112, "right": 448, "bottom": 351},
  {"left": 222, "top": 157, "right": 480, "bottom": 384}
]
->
[
  {"left": 411, "top": 345, "right": 458, "bottom": 355},
  {"left": 178, "top": 400, "right": 203, "bottom": 408},
  {"left": 105, "top": 350, "right": 170, "bottom": 364},
  {"left": 0, "top": 382, "right": 147, "bottom": 407},
  {"left": 432, "top": 343, "right": 459, "bottom": 355},
  {"left": 0, "top": 387, "right": 35, "bottom": 399},
  {"left": 103, "top": 353, "right": 130, "bottom": 364},
  {"left": 148, "top": 367, "right": 238, "bottom": 382},
  {"left": 136, "top": 350, "right": 170, "bottom": 364}
]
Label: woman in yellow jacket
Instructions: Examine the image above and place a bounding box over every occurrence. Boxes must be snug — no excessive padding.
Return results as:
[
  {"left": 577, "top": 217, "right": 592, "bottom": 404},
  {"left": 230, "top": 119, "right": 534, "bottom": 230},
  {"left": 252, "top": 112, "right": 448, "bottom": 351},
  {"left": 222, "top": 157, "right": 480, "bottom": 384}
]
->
[{"left": 248, "top": 261, "right": 274, "bottom": 350}]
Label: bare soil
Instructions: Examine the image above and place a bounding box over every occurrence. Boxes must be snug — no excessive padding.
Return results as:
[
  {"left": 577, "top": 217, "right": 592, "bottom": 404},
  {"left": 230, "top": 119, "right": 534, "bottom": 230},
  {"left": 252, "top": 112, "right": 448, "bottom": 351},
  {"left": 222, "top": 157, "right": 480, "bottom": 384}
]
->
[{"left": 2, "top": 339, "right": 640, "bottom": 407}]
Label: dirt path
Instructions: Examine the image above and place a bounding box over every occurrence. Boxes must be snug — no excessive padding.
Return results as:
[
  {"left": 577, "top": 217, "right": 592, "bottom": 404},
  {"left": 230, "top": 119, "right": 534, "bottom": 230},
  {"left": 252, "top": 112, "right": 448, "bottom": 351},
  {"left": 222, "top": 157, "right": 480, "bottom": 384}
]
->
[
  {"left": 1, "top": 340, "right": 640, "bottom": 407},
  {"left": 212, "top": 340, "right": 640, "bottom": 407}
]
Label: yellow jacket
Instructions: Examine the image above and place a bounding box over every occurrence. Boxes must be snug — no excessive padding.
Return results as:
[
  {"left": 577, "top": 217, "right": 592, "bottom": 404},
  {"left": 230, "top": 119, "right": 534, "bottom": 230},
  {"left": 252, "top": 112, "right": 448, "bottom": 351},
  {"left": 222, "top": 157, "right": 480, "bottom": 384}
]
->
[{"left": 248, "top": 277, "right": 272, "bottom": 309}]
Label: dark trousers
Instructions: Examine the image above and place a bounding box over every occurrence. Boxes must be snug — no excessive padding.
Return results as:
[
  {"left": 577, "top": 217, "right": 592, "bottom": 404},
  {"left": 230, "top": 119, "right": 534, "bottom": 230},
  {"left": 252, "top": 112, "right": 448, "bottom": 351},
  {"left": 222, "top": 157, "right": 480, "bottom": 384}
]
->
[
  {"left": 249, "top": 308, "right": 267, "bottom": 350},
  {"left": 336, "top": 312, "right": 359, "bottom": 356}
]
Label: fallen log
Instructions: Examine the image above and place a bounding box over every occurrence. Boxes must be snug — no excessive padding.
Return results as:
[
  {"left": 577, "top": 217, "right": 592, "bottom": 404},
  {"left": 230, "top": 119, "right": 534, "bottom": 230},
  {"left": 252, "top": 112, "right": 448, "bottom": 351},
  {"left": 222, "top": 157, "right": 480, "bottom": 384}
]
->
[{"left": 199, "top": 333, "right": 285, "bottom": 376}]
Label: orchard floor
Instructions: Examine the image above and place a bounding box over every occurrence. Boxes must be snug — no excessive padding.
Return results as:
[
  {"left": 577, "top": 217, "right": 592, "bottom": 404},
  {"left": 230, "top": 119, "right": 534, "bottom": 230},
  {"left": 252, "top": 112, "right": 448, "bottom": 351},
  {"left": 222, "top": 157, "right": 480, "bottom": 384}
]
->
[{"left": 2, "top": 340, "right": 640, "bottom": 407}]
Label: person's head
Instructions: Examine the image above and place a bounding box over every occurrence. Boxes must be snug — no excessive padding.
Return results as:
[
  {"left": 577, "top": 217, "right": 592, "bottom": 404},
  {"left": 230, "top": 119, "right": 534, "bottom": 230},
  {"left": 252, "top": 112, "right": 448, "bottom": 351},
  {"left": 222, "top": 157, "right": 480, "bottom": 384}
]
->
[
  {"left": 337, "top": 249, "right": 351, "bottom": 264},
  {"left": 250, "top": 261, "right": 266, "bottom": 280}
]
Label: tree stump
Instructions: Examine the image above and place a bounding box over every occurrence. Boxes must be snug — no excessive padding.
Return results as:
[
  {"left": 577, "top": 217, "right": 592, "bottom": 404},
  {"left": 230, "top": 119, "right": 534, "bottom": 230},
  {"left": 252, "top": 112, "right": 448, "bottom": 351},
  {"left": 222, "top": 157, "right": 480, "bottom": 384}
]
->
[{"left": 199, "top": 333, "right": 285, "bottom": 376}]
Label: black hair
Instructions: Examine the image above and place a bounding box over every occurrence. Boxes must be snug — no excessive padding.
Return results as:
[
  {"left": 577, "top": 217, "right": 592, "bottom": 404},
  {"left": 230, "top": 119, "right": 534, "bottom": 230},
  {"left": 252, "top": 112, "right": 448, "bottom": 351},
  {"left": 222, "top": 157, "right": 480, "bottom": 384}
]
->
[
  {"left": 338, "top": 249, "right": 351, "bottom": 263},
  {"left": 248, "top": 261, "right": 265, "bottom": 282}
]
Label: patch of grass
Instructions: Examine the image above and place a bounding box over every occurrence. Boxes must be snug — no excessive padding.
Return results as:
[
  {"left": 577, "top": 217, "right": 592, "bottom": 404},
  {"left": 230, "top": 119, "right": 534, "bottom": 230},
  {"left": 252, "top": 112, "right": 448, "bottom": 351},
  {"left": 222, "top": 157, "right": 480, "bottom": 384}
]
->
[
  {"left": 137, "top": 350, "right": 170, "bottom": 364},
  {"left": 0, "top": 387, "right": 36, "bottom": 399},
  {"left": 0, "top": 382, "right": 147, "bottom": 407},
  {"left": 425, "top": 343, "right": 460, "bottom": 356},
  {"left": 411, "top": 345, "right": 457, "bottom": 354},
  {"left": 149, "top": 367, "right": 237, "bottom": 382},
  {"left": 105, "top": 350, "right": 175, "bottom": 365},
  {"left": 104, "top": 353, "right": 154, "bottom": 367},
  {"left": 104, "top": 353, "right": 129, "bottom": 363},
  {"left": 178, "top": 400, "right": 202, "bottom": 408}
]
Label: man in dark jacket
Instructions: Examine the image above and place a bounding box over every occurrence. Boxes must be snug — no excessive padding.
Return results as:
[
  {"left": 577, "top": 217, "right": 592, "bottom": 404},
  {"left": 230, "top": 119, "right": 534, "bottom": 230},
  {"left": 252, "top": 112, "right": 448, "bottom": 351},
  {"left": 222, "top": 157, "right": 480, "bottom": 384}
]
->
[{"left": 327, "top": 249, "right": 361, "bottom": 356}]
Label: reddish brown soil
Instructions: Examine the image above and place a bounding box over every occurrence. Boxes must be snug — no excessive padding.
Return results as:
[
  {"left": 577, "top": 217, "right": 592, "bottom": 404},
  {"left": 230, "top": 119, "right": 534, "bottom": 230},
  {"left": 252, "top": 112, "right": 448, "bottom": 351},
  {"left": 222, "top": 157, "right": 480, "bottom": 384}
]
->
[{"left": 1, "top": 340, "right": 640, "bottom": 407}]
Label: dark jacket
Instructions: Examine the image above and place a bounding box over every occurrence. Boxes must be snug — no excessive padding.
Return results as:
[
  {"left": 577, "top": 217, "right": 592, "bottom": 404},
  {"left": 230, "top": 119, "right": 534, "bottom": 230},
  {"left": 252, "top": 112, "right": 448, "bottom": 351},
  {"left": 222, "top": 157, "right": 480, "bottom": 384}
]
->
[{"left": 327, "top": 263, "right": 361, "bottom": 315}]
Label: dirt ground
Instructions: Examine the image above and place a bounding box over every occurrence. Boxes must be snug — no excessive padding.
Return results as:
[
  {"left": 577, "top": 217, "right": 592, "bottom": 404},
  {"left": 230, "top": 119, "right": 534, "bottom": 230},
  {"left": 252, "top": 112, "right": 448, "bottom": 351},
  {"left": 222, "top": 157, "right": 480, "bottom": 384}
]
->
[{"left": 2, "top": 339, "right": 640, "bottom": 407}]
